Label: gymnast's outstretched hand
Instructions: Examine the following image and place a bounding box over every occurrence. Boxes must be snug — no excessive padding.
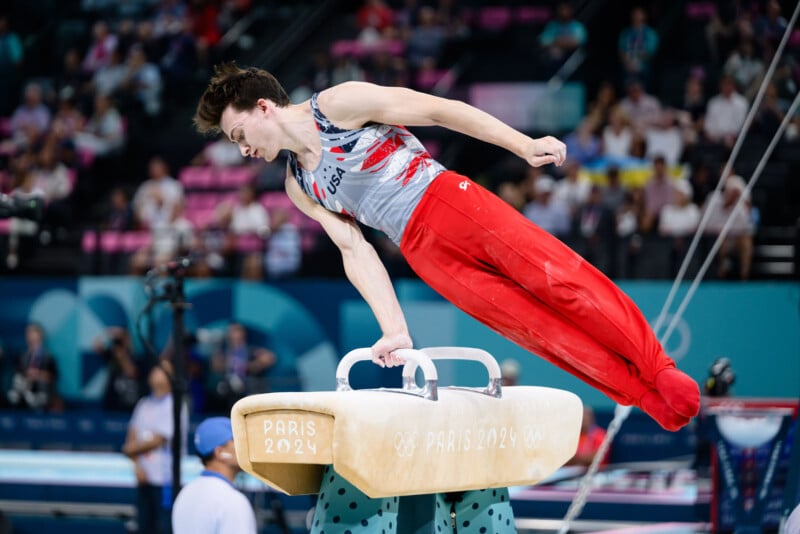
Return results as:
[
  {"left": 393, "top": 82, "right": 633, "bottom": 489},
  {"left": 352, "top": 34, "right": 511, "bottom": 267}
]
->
[
  {"left": 523, "top": 136, "right": 567, "bottom": 168},
  {"left": 371, "top": 332, "right": 413, "bottom": 368}
]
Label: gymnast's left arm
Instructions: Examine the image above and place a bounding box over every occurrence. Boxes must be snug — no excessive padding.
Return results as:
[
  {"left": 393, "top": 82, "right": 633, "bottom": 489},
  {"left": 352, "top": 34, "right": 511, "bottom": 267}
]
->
[{"left": 319, "top": 81, "right": 567, "bottom": 168}]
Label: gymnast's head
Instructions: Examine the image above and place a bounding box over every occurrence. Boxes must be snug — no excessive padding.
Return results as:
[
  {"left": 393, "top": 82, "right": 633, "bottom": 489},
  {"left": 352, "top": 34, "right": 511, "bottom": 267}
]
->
[{"left": 194, "top": 62, "right": 290, "bottom": 136}]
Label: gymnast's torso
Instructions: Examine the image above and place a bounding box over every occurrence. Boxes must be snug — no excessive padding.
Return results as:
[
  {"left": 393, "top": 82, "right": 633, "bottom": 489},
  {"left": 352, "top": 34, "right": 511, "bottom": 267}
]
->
[{"left": 288, "top": 93, "right": 446, "bottom": 244}]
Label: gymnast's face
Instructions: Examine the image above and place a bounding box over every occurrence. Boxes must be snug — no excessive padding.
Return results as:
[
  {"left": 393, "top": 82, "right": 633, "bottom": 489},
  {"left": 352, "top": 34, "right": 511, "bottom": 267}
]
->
[{"left": 221, "top": 99, "right": 280, "bottom": 163}]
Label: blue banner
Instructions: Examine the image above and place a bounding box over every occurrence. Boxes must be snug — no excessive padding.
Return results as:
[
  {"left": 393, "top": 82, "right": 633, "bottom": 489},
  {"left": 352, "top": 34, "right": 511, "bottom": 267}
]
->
[{"left": 0, "top": 278, "right": 797, "bottom": 408}]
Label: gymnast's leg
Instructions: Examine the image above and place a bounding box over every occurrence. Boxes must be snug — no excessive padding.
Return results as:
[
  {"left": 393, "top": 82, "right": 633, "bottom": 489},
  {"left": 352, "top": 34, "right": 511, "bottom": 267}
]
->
[{"left": 401, "top": 173, "right": 699, "bottom": 426}]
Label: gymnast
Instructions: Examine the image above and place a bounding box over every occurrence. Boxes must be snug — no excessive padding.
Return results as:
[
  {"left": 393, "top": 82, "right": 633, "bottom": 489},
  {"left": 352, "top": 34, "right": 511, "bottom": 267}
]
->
[{"left": 194, "top": 63, "right": 700, "bottom": 431}]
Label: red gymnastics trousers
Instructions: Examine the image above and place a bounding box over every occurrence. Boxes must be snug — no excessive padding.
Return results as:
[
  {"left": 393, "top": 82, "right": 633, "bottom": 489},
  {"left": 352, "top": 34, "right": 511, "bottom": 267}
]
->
[{"left": 399, "top": 171, "right": 700, "bottom": 431}]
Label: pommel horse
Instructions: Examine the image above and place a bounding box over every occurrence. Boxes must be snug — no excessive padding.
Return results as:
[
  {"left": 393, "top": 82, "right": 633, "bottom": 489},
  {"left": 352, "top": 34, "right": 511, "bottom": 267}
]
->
[{"left": 231, "top": 347, "right": 583, "bottom": 533}]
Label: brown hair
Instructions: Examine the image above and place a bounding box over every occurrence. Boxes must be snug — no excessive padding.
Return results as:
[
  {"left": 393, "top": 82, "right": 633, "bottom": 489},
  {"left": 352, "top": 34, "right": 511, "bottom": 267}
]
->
[{"left": 194, "top": 62, "right": 290, "bottom": 135}]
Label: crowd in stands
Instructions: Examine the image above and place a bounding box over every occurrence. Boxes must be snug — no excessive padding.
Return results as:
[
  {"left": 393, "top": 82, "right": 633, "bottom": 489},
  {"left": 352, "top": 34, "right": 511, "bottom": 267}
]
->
[
  {"left": 0, "top": 0, "right": 260, "bottom": 273},
  {"left": 0, "top": 319, "right": 278, "bottom": 418}
]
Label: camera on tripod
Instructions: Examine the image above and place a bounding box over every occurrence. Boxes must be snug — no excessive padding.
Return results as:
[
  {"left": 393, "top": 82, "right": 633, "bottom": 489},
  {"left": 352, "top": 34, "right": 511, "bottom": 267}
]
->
[{"left": 0, "top": 194, "right": 44, "bottom": 222}]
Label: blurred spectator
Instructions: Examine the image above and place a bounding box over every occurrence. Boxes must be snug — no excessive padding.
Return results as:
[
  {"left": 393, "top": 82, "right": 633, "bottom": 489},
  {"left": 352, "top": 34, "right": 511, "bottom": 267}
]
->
[
  {"left": 705, "top": 0, "right": 750, "bottom": 62},
  {"left": 0, "top": 14, "right": 23, "bottom": 116},
  {"left": 641, "top": 155, "right": 673, "bottom": 233},
  {"left": 538, "top": 2, "right": 587, "bottom": 72},
  {"left": 523, "top": 176, "right": 571, "bottom": 237},
  {"left": 496, "top": 181, "right": 526, "bottom": 212},
  {"left": 618, "top": 7, "right": 659, "bottom": 88},
  {"left": 160, "top": 17, "right": 198, "bottom": 96},
  {"left": 586, "top": 80, "right": 618, "bottom": 130},
  {"left": 123, "top": 359, "right": 187, "bottom": 534},
  {"left": 723, "top": 38, "right": 764, "bottom": 100},
  {"left": 32, "top": 143, "right": 73, "bottom": 231},
  {"left": 122, "top": 45, "right": 163, "bottom": 118},
  {"left": 357, "top": 0, "right": 395, "bottom": 36},
  {"left": 73, "top": 93, "right": 126, "bottom": 158},
  {"left": 704, "top": 75, "right": 748, "bottom": 149},
  {"left": 553, "top": 159, "right": 591, "bottom": 216},
  {"left": 567, "top": 406, "right": 609, "bottom": 467},
  {"left": 82, "top": 21, "right": 119, "bottom": 75},
  {"left": 133, "top": 157, "right": 184, "bottom": 229},
  {"left": 365, "top": 50, "right": 410, "bottom": 87},
  {"left": 54, "top": 49, "right": 88, "bottom": 106},
  {"left": 153, "top": 0, "right": 188, "bottom": 39},
  {"left": 216, "top": 183, "right": 269, "bottom": 236},
  {"left": 7, "top": 83, "right": 52, "bottom": 152},
  {"left": 214, "top": 183, "right": 269, "bottom": 279},
  {"left": 703, "top": 173, "right": 754, "bottom": 279},
  {"left": 106, "top": 186, "right": 135, "bottom": 231},
  {"left": 406, "top": 6, "right": 447, "bottom": 69},
  {"left": 689, "top": 159, "right": 715, "bottom": 207},
  {"left": 330, "top": 54, "right": 366, "bottom": 86},
  {"left": 188, "top": 0, "right": 222, "bottom": 65},
  {"left": 265, "top": 209, "right": 302, "bottom": 279},
  {"left": 601, "top": 165, "right": 626, "bottom": 213},
  {"left": 575, "top": 184, "right": 616, "bottom": 274},
  {"left": 191, "top": 138, "right": 245, "bottom": 167},
  {"left": 218, "top": 0, "right": 254, "bottom": 34},
  {"left": 131, "top": 200, "right": 195, "bottom": 274},
  {"left": 618, "top": 79, "right": 661, "bottom": 137},
  {"left": 676, "top": 75, "right": 706, "bottom": 148},
  {"left": 6, "top": 323, "right": 61, "bottom": 412},
  {"left": 93, "top": 327, "right": 142, "bottom": 412},
  {"left": 91, "top": 48, "right": 127, "bottom": 98},
  {"left": 660, "top": 179, "right": 700, "bottom": 276},
  {"left": 206, "top": 323, "right": 276, "bottom": 414},
  {"left": 616, "top": 187, "right": 646, "bottom": 240},
  {"left": 500, "top": 358, "right": 520, "bottom": 387},
  {"left": 644, "top": 110, "right": 683, "bottom": 166},
  {"left": 753, "top": 0, "right": 787, "bottom": 52},
  {"left": 5, "top": 167, "right": 44, "bottom": 269},
  {"left": 754, "top": 82, "right": 787, "bottom": 138},
  {"left": 50, "top": 90, "right": 86, "bottom": 146},
  {"left": 659, "top": 179, "right": 699, "bottom": 238},
  {"left": 564, "top": 118, "right": 601, "bottom": 165},
  {"left": 602, "top": 106, "right": 633, "bottom": 159}
]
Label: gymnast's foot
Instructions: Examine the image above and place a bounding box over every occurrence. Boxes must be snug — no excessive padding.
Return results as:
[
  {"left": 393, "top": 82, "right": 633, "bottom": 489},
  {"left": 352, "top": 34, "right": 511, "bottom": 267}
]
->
[
  {"left": 639, "top": 390, "right": 691, "bottom": 431},
  {"left": 654, "top": 367, "right": 701, "bottom": 419}
]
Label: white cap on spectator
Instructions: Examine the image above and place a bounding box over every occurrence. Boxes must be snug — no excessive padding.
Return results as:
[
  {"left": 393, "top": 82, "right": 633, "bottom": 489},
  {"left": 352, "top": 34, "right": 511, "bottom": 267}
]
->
[
  {"left": 534, "top": 176, "right": 555, "bottom": 195},
  {"left": 673, "top": 179, "right": 692, "bottom": 197},
  {"left": 725, "top": 175, "right": 746, "bottom": 193}
]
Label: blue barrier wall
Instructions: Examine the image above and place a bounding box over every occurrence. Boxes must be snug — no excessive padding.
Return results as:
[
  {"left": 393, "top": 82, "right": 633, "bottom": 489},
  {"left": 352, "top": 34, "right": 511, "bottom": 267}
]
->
[{"left": 0, "top": 278, "right": 797, "bottom": 409}]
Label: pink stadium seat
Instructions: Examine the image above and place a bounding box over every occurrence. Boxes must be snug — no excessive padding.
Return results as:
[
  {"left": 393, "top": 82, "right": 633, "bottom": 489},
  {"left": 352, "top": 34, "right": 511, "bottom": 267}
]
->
[
  {"left": 0, "top": 117, "right": 10, "bottom": 137},
  {"left": 235, "top": 233, "right": 266, "bottom": 253},
  {"left": 686, "top": 2, "right": 716, "bottom": 20},
  {"left": 516, "top": 6, "right": 551, "bottom": 25},
  {"left": 189, "top": 208, "right": 217, "bottom": 229},
  {"left": 415, "top": 69, "right": 450, "bottom": 91},
  {"left": 100, "top": 231, "right": 123, "bottom": 253},
  {"left": 179, "top": 166, "right": 215, "bottom": 189},
  {"left": 0, "top": 219, "right": 10, "bottom": 234},
  {"left": 121, "top": 231, "right": 151, "bottom": 252},
  {"left": 478, "top": 6, "right": 512, "bottom": 31},
  {"left": 82, "top": 231, "right": 97, "bottom": 253},
  {"left": 219, "top": 166, "right": 255, "bottom": 188}
]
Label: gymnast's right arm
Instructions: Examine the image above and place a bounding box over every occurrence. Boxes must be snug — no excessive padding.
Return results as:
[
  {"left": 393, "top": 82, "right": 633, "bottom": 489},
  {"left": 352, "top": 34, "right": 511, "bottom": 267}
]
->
[{"left": 285, "top": 173, "right": 412, "bottom": 367}]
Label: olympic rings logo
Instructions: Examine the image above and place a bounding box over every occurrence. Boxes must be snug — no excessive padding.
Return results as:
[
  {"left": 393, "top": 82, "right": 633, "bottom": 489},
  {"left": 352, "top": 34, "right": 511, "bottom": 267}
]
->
[{"left": 393, "top": 431, "right": 418, "bottom": 457}]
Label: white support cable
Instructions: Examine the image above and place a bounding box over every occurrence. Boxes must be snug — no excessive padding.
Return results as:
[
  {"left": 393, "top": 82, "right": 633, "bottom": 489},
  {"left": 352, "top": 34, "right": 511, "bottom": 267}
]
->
[
  {"left": 659, "top": 91, "right": 800, "bottom": 346},
  {"left": 651, "top": 0, "right": 800, "bottom": 338}
]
